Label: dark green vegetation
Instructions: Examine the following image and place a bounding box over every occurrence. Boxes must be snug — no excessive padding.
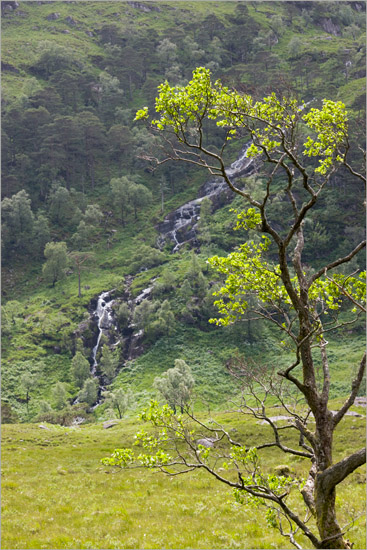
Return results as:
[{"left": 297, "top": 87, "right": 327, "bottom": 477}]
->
[
  {"left": 1, "top": 2, "right": 366, "bottom": 548},
  {"left": 2, "top": 0, "right": 365, "bottom": 421}
]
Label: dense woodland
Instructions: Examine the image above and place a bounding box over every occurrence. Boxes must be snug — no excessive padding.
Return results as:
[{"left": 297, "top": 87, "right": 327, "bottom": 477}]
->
[{"left": 1, "top": 3, "right": 366, "bottom": 548}]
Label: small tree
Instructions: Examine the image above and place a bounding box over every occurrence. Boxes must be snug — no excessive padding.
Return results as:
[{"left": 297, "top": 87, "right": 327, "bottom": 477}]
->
[
  {"left": 102, "top": 387, "right": 133, "bottom": 419},
  {"left": 153, "top": 359, "right": 195, "bottom": 414},
  {"left": 78, "top": 378, "right": 98, "bottom": 407},
  {"left": 72, "top": 351, "right": 91, "bottom": 389},
  {"left": 52, "top": 382, "right": 69, "bottom": 410},
  {"left": 42, "top": 241, "right": 68, "bottom": 287},
  {"left": 68, "top": 251, "right": 94, "bottom": 298},
  {"left": 20, "top": 372, "right": 40, "bottom": 414},
  {"left": 100, "top": 345, "right": 118, "bottom": 383}
]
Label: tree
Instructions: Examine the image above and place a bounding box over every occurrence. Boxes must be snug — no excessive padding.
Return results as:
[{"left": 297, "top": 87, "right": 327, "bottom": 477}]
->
[
  {"left": 52, "top": 381, "right": 69, "bottom": 410},
  {"left": 100, "top": 345, "right": 118, "bottom": 383},
  {"left": 198, "top": 196, "right": 212, "bottom": 246},
  {"left": 69, "top": 251, "right": 94, "bottom": 298},
  {"left": 110, "top": 176, "right": 132, "bottom": 226},
  {"left": 106, "top": 68, "right": 366, "bottom": 549},
  {"left": 20, "top": 372, "right": 40, "bottom": 415},
  {"left": 102, "top": 388, "right": 133, "bottom": 419},
  {"left": 42, "top": 241, "right": 68, "bottom": 287},
  {"left": 71, "top": 351, "right": 91, "bottom": 389},
  {"left": 78, "top": 378, "right": 98, "bottom": 407},
  {"left": 77, "top": 111, "right": 107, "bottom": 190},
  {"left": 1, "top": 190, "right": 34, "bottom": 255},
  {"left": 153, "top": 359, "right": 195, "bottom": 414},
  {"left": 32, "top": 214, "right": 51, "bottom": 257}
]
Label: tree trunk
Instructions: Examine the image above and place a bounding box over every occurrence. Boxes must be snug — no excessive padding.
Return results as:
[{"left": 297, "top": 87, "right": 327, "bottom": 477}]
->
[{"left": 78, "top": 269, "right": 81, "bottom": 298}]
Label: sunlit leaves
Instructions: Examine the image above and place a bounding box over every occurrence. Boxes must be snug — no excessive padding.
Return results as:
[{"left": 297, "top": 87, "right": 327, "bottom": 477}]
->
[
  {"left": 303, "top": 99, "right": 348, "bottom": 174},
  {"left": 135, "top": 67, "right": 350, "bottom": 181}
]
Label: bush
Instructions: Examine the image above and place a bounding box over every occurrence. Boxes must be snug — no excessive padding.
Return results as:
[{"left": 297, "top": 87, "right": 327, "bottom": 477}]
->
[
  {"left": 1, "top": 400, "right": 18, "bottom": 424},
  {"left": 36, "top": 403, "right": 92, "bottom": 426}
]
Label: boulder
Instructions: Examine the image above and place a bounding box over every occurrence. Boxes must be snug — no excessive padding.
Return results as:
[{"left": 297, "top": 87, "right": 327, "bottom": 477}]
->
[
  {"left": 65, "top": 15, "right": 77, "bottom": 26},
  {"left": 321, "top": 18, "right": 341, "bottom": 36},
  {"left": 197, "top": 437, "right": 217, "bottom": 448},
  {"left": 103, "top": 420, "right": 119, "bottom": 429},
  {"left": 127, "top": 1, "right": 160, "bottom": 12},
  {"left": 46, "top": 13, "right": 60, "bottom": 21}
]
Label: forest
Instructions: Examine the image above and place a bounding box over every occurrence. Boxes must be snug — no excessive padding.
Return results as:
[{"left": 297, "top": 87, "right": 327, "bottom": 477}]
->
[{"left": 1, "top": 2, "right": 366, "bottom": 549}]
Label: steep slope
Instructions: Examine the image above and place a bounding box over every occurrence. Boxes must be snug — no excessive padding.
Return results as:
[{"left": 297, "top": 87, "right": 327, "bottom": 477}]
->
[{"left": 1, "top": 1, "right": 365, "bottom": 422}]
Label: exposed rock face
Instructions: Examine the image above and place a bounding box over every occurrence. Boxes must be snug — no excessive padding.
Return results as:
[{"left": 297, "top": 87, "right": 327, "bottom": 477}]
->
[
  {"left": 351, "top": 2, "right": 365, "bottom": 11},
  {"left": 73, "top": 318, "right": 99, "bottom": 351},
  {"left": 1, "top": 1, "right": 19, "bottom": 16},
  {"left": 196, "top": 437, "right": 218, "bottom": 448},
  {"left": 127, "top": 1, "right": 161, "bottom": 12},
  {"left": 321, "top": 18, "right": 341, "bottom": 36},
  {"left": 1, "top": 61, "right": 19, "bottom": 73},
  {"left": 64, "top": 15, "right": 77, "bottom": 26},
  {"left": 156, "top": 143, "right": 258, "bottom": 252}
]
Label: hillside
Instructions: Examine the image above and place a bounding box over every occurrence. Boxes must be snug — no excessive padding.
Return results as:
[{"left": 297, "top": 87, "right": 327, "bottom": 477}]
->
[
  {"left": 1, "top": 1, "right": 366, "bottom": 421},
  {"left": 2, "top": 3, "right": 366, "bottom": 549}
]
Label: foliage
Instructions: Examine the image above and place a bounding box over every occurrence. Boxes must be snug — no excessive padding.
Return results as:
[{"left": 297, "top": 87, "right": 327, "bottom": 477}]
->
[
  {"left": 100, "top": 345, "right": 119, "bottom": 383},
  {"left": 71, "top": 351, "right": 91, "bottom": 389},
  {"left": 102, "top": 387, "right": 133, "bottom": 419},
  {"left": 128, "top": 72, "right": 367, "bottom": 548},
  {"left": 42, "top": 241, "right": 69, "bottom": 287},
  {"left": 78, "top": 378, "right": 98, "bottom": 407},
  {"left": 153, "top": 359, "right": 195, "bottom": 413}
]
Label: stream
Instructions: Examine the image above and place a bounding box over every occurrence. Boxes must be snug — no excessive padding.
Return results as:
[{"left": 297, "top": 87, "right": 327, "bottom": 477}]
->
[
  {"left": 91, "top": 290, "right": 117, "bottom": 374},
  {"left": 157, "top": 142, "right": 258, "bottom": 252},
  {"left": 86, "top": 142, "right": 258, "bottom": 407}
]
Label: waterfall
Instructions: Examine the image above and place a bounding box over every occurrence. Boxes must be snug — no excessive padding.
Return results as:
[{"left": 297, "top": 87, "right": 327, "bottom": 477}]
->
[
  {"left": 157, "top": 142, "right": 258, "bottom": 252},
  {"left": 91, "top": 290, "right": 116, "bottom": 373}
]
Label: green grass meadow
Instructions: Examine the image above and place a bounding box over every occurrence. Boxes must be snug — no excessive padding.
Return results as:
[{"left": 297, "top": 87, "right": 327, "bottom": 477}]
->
[{"left": 2, "top": 407, "right": 366, "bottom": 550}]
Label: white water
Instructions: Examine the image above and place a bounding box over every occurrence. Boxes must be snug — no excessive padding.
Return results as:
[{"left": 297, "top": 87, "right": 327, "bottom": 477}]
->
[
  {"left": 159, "top": 142, "right": 256, "bottom": 252},
  {"left": 91, "top": 290, "right": 116, "bottom": 373}
]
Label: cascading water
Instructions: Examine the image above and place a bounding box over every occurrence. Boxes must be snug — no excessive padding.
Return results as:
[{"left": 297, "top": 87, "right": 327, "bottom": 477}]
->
[
  {"left": 91, "top": 290, "right": 116, "bottom": 374},
  {"left": 157, "top": 142, "right": 258, "bottom": 252}
]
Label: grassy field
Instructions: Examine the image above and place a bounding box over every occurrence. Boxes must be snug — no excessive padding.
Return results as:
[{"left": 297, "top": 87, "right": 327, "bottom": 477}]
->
[{"left": 2, "top": 405, "right": 366, "bottom": 550}]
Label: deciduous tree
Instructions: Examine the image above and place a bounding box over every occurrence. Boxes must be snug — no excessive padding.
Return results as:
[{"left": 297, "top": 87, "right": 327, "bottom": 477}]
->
[
  {"left": 105, "top": 68, "right": 366, "bottom": 549},
  {"left": 153, "top": 359, "right": 195, "bottom": 414},
  {"left": 72, "top": 351, "right": 91, "bottom": 389},
  {"left": 42, "top": 241, "right": 68, "bottom": 287},
  {"left": 102, "top": 387, "right": 133, "bottom": 419}
]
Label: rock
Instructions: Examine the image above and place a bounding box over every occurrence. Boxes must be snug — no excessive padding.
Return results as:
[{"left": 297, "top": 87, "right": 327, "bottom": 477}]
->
[
  {"left": 85, "top": 31, "right": 94, "bottom": 37},
  {"left": 260, "top": 415, "right": 293, "bottom": 424},
  {"left": 351, "top": 2, "right": 365, "bottom": 11},
  {"left": 64, "top": 15, "right": 77, "bottom": 26},
  {"left": 46, "top": 12, "right": 60, "bottom": 20},
  {"left": 197, "top": 437, "right": 217, "bottom": 448},
  {"left": 61, "top": 30, "right": 70, "bottom": 34},
  {"left": 1, "top": 61, "right": 19, "bottom": 73},
  {"left": 38, "top": 424, "right": 49, "bottom": 430},
  {"left": 127, "top": 1, "right": 161, "bottom": 12},
  {"left": 321, "top": 18, "right": 341, "bottom": 36},
  {"left": 1, "top": 1, "right": 19, "bottom": 14},
  {"left": 103, "top": 420, "right": 119, "bottom": 429}
]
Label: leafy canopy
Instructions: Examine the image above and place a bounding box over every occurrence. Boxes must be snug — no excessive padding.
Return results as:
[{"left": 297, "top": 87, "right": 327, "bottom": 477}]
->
[{"left": 135, "top": 66, "right": 348, "bottom": 176}]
